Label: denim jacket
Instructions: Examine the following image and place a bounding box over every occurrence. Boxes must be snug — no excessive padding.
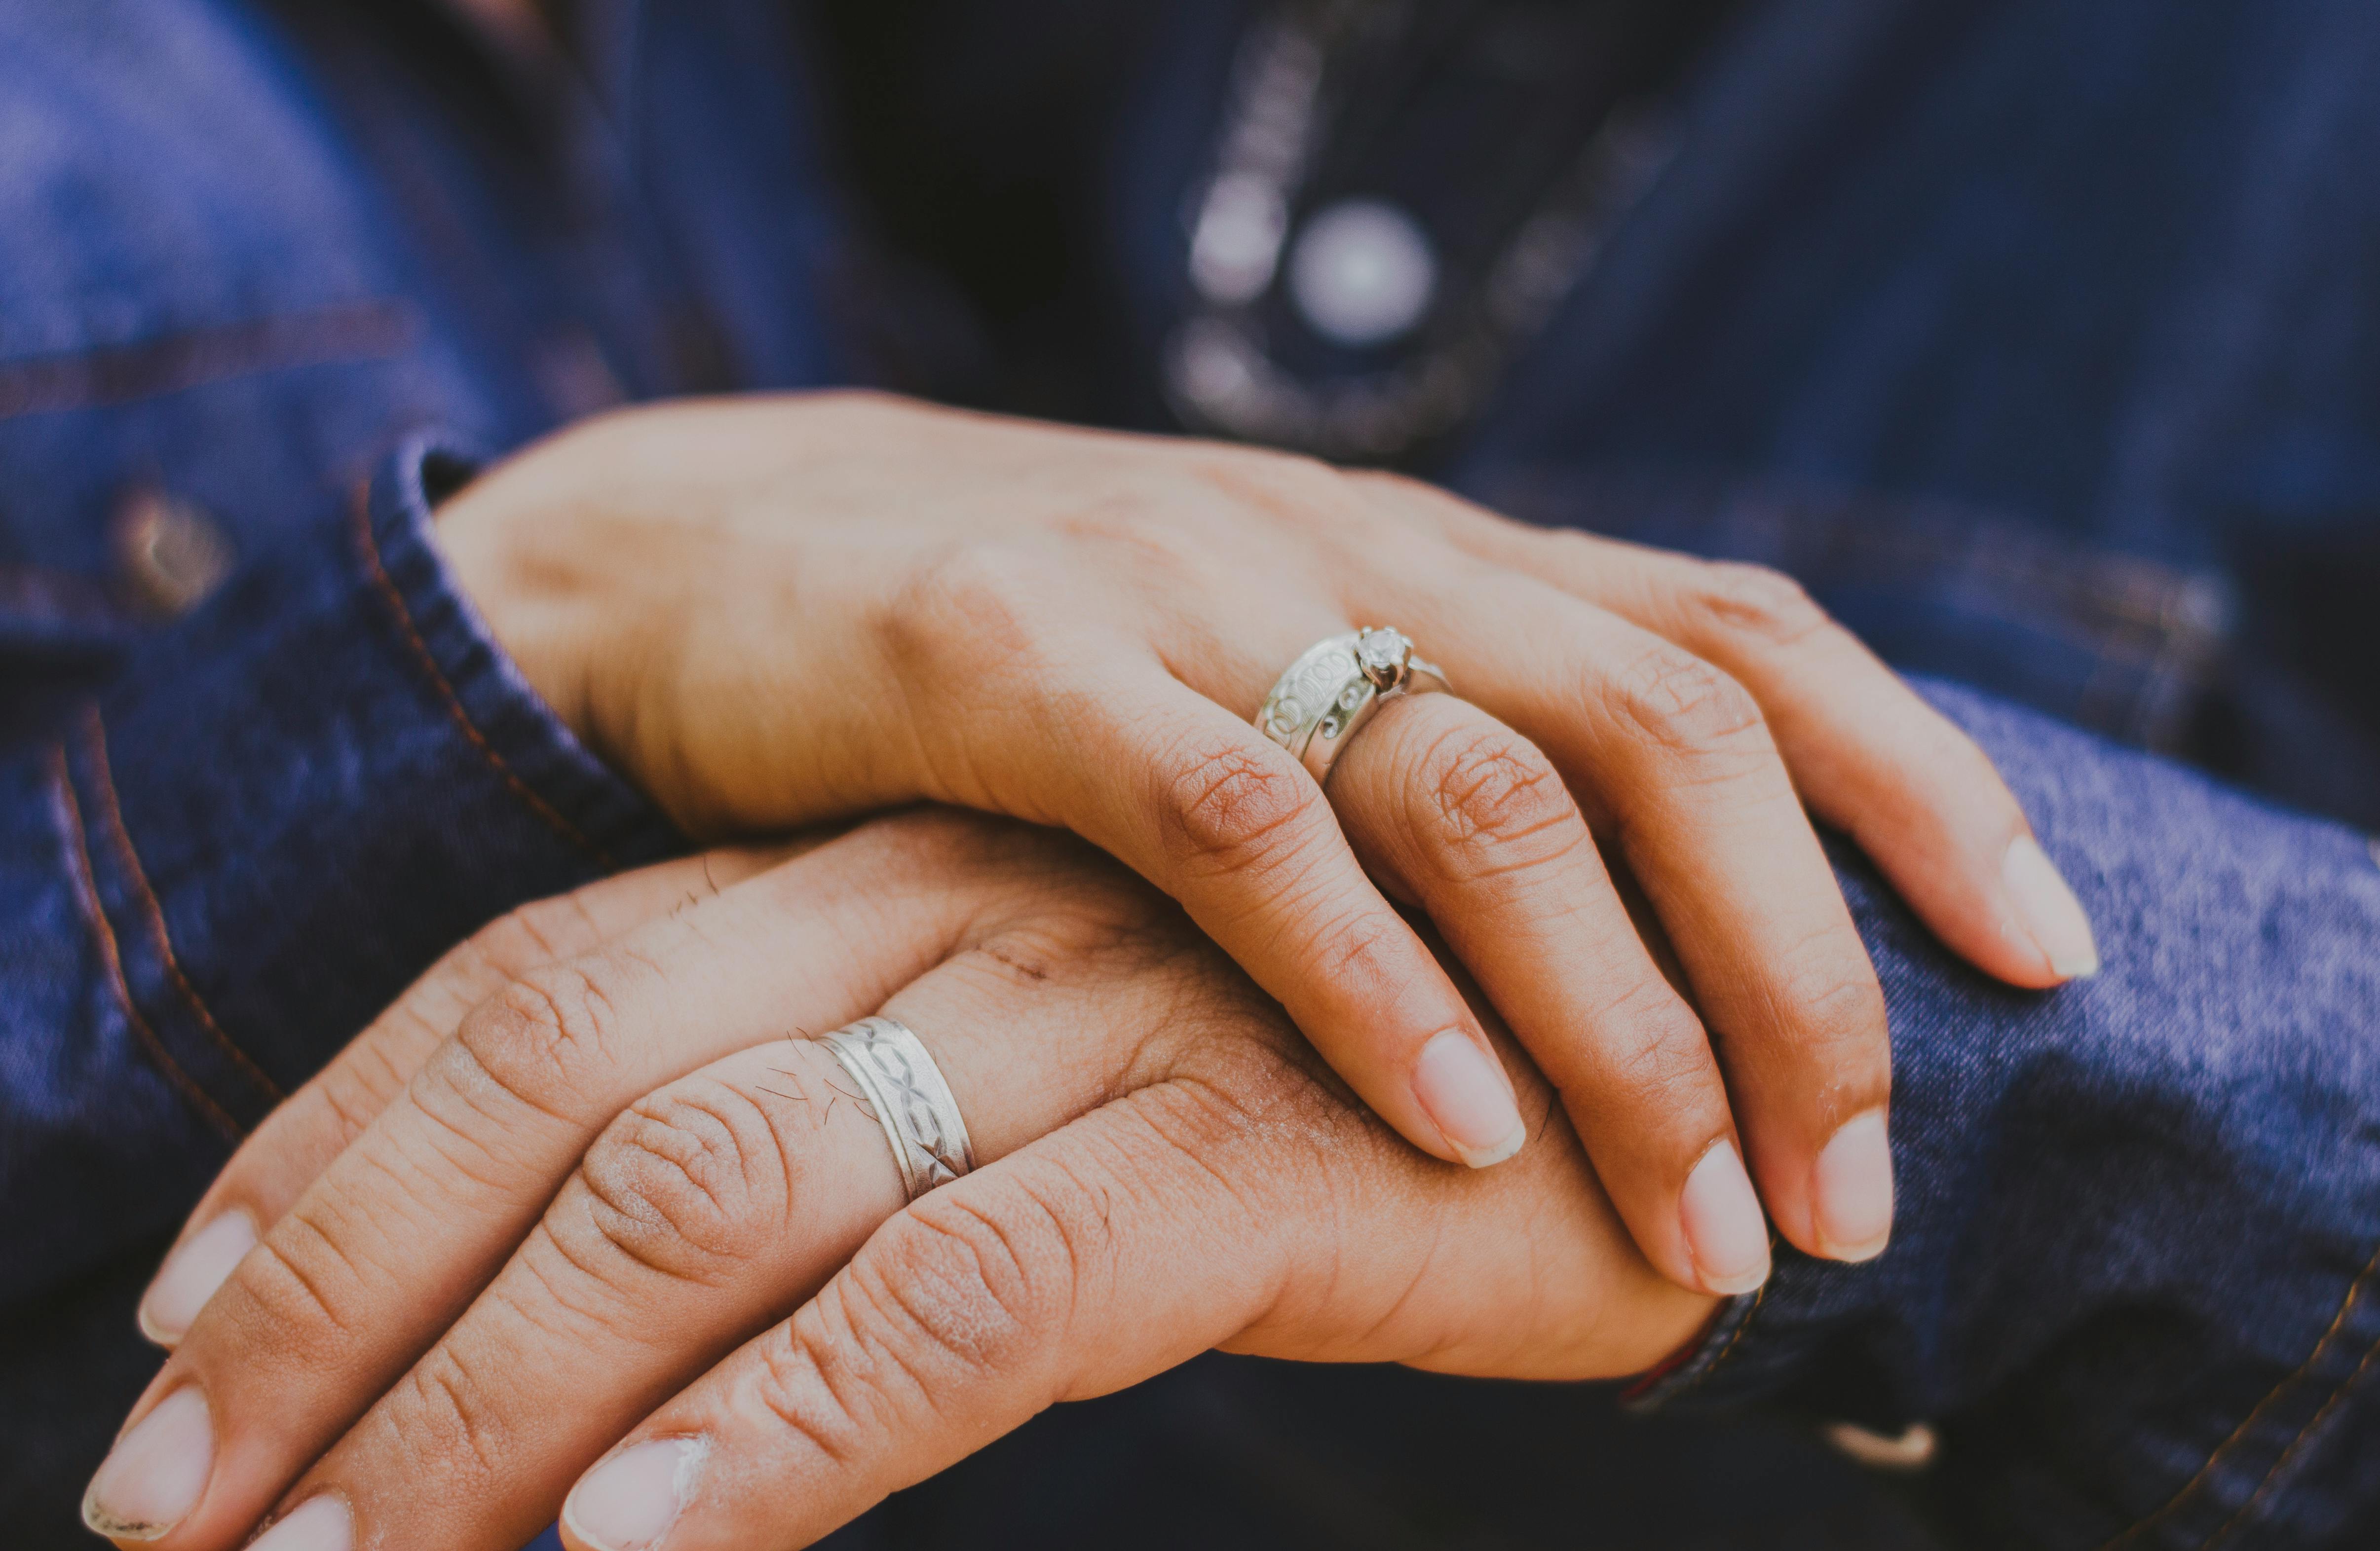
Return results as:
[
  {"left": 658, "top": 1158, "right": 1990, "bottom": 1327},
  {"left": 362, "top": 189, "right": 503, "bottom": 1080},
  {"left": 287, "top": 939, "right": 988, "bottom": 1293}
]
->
[{"left": 3, "top": 2, "right": 2378, "bottom": 1548}]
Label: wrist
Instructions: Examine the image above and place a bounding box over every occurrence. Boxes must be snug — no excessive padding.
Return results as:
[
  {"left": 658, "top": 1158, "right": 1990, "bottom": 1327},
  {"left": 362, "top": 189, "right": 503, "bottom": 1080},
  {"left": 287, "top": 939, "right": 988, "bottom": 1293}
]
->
[{"left": 431, "top": 469, "right": 621, "bottom": 765}]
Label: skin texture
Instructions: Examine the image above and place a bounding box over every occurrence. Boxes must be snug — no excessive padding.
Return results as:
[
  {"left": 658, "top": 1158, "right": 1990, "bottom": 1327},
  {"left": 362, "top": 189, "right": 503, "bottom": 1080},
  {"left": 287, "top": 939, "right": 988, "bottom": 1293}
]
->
[
  {"left": 95, "top": 812, "right": 1712, "bottom": 1551},
  {"left": 433, "top": 391, "right": 2092, "bottom": 1286}
]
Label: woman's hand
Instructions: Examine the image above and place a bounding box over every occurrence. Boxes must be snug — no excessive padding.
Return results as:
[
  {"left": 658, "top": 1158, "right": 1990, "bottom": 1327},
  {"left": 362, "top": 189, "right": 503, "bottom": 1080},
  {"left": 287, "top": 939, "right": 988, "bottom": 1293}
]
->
[
  {"left": 90, "top": 812, "right": 1712, "bottom": 1551},
  {"left": 437, "top": 391, "right": 2097, "bottom": 1286}
]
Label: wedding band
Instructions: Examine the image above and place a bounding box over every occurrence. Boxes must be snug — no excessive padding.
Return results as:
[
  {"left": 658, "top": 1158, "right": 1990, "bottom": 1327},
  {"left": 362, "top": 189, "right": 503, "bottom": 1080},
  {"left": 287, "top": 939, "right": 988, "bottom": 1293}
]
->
[
  {"left": 1255, "top": 626, "right": 1449, "bottom": 783},
  {"left": 814, "top": 1016, "right": 976, "bottom": 1202}
]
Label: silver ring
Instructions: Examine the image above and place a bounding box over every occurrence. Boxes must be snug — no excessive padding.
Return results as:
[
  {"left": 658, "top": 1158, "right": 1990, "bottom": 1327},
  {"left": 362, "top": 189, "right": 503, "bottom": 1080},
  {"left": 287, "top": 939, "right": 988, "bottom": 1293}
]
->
[
  {"left": 814, "top": 1016, "right": 976, "bottom": 1202},
  {"left": 1255, "top": 627, "right": 1449, "bottom": 783}
]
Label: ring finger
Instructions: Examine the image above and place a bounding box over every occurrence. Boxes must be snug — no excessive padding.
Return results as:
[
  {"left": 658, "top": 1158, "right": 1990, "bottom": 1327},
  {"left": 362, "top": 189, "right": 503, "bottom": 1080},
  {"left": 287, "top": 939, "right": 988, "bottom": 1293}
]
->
[{"left": 192, "top": 868, "right": 1249, "bottom": 1551}]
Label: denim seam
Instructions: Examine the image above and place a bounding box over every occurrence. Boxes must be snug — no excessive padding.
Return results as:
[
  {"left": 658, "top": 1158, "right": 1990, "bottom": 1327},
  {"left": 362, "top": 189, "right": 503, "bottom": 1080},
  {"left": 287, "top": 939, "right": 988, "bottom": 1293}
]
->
[
  {"left": 1651, "top": 1281, "right": 1769, "bottom": 1406},
  {"left": 77, "top": 705, "right": 286, "bottom": 1107},
  {"left": 349, "top": 479, "right": 617, "bottom": 869},
  {"left": 49, "top": 740, "right": 244, "bottom": 1143},
  {"left": 0, "top": 299, "right": 420, "bottom": 421},
  {"left": 2199, "top": 1308, "right": 2380, "bottom": 1550},
  {"left": 2095, "top": 1236, "right": 2380, "bottom": 1550}
]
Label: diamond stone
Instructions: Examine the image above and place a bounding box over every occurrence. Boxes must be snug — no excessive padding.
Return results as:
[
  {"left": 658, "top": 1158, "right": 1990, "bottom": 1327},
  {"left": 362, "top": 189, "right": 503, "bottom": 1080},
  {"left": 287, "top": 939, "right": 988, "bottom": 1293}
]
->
[
  {"left": 1337, "top": 684, "right": 1366, "bottom": 712},
  {"left": 1354, "top": 628, "right": 1411, "bottom": 687},
  {"left": 1320, "top": 714, "right": 1343, "bottom": 739}
]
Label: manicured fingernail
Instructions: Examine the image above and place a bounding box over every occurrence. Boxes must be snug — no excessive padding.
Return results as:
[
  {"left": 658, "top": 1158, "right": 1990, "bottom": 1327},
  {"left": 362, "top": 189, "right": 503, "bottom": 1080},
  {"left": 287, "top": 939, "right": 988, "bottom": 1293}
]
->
[
  {"left": 250, "top": 1495, "right": 352, "bottom": 1551},
  {"left": 1812, "top": 1110, "right": 1894, "bottom": 1261},
  {"left": 2004, "top": 836, "right": 2100, "bottom": 980},
  {"left": 565, "top": 1437, "right": 707, "bottom": 1551},
  {"left": 82, "top": 1387, "right": 213, "bottom": 1540},
  {"left": 139, "top": 1210, "right": 257, "bottom": 1346},
  {"left": 1679, "top": 1140, "right": 1770, "bottom": 1295},
  {"left": 1412, "top": 1032, "right": 1527, "bottom": 1168}
]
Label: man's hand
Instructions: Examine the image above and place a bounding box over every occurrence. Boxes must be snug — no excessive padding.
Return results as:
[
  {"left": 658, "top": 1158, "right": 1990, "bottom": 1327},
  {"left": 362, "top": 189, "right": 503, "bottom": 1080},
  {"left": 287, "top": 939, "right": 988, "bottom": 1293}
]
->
[
  {"left": 436, "top": 391, "right": 2096, "bottom": 1287},
  {"left": 87, "top": 812, "right": 1711, "bottom": 1551}
]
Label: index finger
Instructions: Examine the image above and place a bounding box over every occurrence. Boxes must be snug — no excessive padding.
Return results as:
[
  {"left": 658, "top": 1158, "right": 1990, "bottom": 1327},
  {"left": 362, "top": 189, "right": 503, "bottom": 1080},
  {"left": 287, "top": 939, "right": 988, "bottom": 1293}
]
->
[{"left": 85, "top": 819, "right": 1006, "bottom": 1551}]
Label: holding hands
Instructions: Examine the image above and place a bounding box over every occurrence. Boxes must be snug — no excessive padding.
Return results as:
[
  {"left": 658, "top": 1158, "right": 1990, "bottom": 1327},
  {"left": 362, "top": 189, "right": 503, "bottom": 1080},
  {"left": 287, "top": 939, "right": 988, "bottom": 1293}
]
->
[
  {"left": 95, "top": 814, "right": 1710, "bottom": 1551},
  {"left": 86, "top": 394, "right": 2098, "bottom": 1551},
  {"left": 438, "top": 392, "right": 2095, "bottom": 1290}
]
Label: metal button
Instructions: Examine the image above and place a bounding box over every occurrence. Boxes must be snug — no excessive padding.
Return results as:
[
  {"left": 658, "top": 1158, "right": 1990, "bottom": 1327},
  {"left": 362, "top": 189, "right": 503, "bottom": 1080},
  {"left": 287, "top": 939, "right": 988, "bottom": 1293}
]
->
[
  {"left": 1288, "top": 198, "right": 1438, "bottom": 348},
  {"left": 115, "top": 488, "right": 233, "bottom": 620}
]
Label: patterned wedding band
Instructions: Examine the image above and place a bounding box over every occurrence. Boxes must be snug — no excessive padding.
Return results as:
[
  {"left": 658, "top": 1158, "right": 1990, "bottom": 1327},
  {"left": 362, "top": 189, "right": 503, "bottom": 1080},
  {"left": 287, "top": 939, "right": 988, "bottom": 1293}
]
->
[
  {"left": 815, "top": 1016, "right": 977, "bottom": 1202},
  {"left": 1255, "top": 626, "right": 1449, "bottom": 783}
]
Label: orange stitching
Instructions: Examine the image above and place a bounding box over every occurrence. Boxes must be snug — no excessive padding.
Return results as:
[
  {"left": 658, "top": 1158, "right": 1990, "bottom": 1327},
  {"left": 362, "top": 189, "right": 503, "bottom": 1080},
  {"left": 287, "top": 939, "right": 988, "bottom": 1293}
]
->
[
  {"left": 2201, "top": 1327, "right": 2380, "bottom": 1550},
  {"left": 77, "top": 706, "right": 284, "bottom": 1104},
  {"left": 349, "top": 480, "right": 615, "bottom": 869},
  {"left": 51, "top": 743, "right": 243, "bottom": 1142},
  {"left": 1654, "top": 1279, "right": 1769, "bottom": 1404},
  {"left": 1700, "top": 1280, "right": 1767, "bottom": 1381},
  {"left": 2096, "top": 1237, "right": 2380, "bottom": 1550}
]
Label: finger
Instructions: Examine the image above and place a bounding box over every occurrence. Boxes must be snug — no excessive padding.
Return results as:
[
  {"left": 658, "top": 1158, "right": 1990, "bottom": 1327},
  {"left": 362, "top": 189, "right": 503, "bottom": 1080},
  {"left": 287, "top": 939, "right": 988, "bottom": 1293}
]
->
[
  {"left": 1370, "top": 474, "right": 2097, "bottom": 987},
  {"left": 1353, "top": 555, "right": 1892, "bottom": 1265},
  {"left": 213, "top": 858, "right": 1256, "bottom": 1551},
  {"left": 890, "top": 581, "right": 1528, "bottom": 1172},
  {"left": 86, "top": 814, "right": 1020, "bottom": 1551},
  {"left": 554, "top": 1060, "right": 1709, "bottom": 1551},
  {"left": 1327, "top": 689, "right": 1770, "bottom": 1297},
  {"left": 136, "top": 848, "right": 786, "bottom": 1348},
  {"left": 552, "top": 1103, "right": 1297, "bottom": 1551}
]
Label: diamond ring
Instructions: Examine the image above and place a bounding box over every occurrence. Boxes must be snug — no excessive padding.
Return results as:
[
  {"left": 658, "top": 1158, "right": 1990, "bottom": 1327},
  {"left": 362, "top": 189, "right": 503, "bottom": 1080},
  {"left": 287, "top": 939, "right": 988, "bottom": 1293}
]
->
[{"left": 1255, "top": 627, "right": 1450, "bottom": 784}]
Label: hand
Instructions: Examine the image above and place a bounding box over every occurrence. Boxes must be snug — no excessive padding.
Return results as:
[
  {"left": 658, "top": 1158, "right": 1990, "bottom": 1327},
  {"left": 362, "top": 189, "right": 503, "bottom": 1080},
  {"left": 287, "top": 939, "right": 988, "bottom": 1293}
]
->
[
  {"left": 437, "top": 391, "right": 2095, "bottom": 1285},
  {"left": 89, "top": 812, "right": 1713, "bottom": 1551}
]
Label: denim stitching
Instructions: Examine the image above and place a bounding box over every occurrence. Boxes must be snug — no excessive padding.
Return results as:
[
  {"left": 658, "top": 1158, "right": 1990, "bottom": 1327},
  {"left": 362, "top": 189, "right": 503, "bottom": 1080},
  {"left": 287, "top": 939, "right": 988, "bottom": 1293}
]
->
[
  {"left": 78, "top": 705, "right": 284, "bottom": 1105},
  {"left": 1652, "top": 1281, "right": 1770, "bottom": 1404},
  {"left": 50, "top": 741, "right": 244, "bottom": 1142},
  {"left": 349, "top": 480, "right": 616, "bottom": 869},
  {"left": 2199, "top": 1313, "right": 2380, "bottom": 1550},
  {"left": 2096, "top": 1237, "right": 2380, "bottom": 1549},
  {"left": 0, "top": 300, "right": 418, "bottom": 421}
]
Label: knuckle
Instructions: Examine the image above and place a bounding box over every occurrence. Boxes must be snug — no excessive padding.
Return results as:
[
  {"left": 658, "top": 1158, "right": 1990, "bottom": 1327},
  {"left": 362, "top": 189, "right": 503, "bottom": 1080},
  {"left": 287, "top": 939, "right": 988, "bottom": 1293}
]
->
[
  {"left": 1154, "top": 731, "right": 1322, "bottom": 880},
  {"left": 741, "top": 1181, "right": 1085, "bottom": 1450},
  {"left": 448, "top": 959, "right": 630, "bottom": 1120},
  {"left": 1602, "top": 643, "right": 1769, "bottom": 758},
  {"left": 1770, "top": 950, "right": 1890, "bottom": 1071},
  {"left": 575, "top": 1080, "right": 786, "bottom": 1284},
  {"left": 880, "top": 539, "right": 1063, "bottom": 690},
  {"left": 1055, "top": 496, "right": 1217, "bottom": 577},
  {"left": 389, "top": 1340, "right": 510, "bottom": 1479},
  {"left": 1410, "top": 719, "right": 1578, "bottom": 857},
  {"left": 1688, "top": 561, "right": 1834, "bottom": 651},
  {"left": 1592, "top": 990, "right": 1720, "bottom": 1107},
  {"left": 856, "top": 1189, "right": 1054, "bottom": 1370},
  {"left": 227, "top": 1220, "right": 367, "bottom": 1350},
  {"left": 1199, "top": 447, "right": 1356, "bottom": 528}
]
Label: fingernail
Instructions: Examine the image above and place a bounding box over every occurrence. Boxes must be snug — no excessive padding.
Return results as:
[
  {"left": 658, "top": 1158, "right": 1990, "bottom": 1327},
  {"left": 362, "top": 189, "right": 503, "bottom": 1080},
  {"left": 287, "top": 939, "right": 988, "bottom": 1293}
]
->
[
  {"left": 139, "top": 1210, "right": 257, "bottom": 1346},
  {"left": 1812, "top": 1110, "right": 1894, "bottom": 1261},
  {"left": 1412, "top": 1032, "right": 1527, "bottom": 1168},
  {"left": 82, "top": 1387, "right": 213, "bottom": 1541},
  {"left": 250, "top": 1495, "right": 352, "bottom": 1551},
  {"left": 1679, "top": 1140, "right": 1770, "bottom": 1295},
  {"left": 2003, "top": 836, "right": 2100, "bottom": 980},
  {"left": 565, "top": 1437, "right": 707, "bottom": 1551}
]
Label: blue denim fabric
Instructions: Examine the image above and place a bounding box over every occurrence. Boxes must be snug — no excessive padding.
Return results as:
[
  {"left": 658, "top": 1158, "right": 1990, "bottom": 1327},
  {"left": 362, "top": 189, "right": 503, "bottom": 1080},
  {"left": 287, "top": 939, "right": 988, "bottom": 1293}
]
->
[
  {"left": 4, "top": 2, "right": 2380, "bottom": 1551},
  {"left": 0, "top": 2, "right": 845, "bottom": 1542}
]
